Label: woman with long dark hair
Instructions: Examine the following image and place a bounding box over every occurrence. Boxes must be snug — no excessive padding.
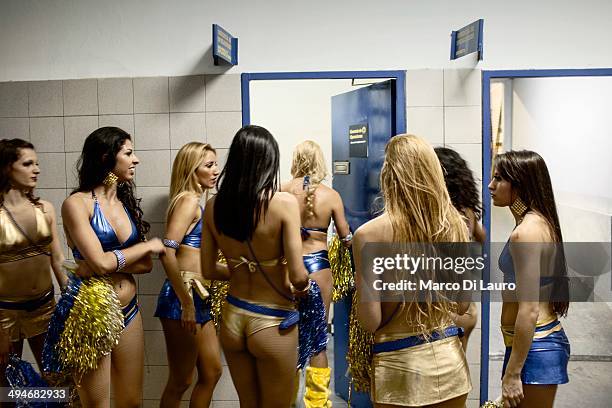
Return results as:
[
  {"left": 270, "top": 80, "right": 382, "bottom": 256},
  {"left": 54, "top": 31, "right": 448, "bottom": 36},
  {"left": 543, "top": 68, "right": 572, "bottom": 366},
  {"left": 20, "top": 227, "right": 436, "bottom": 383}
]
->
[
  {"left": 435, "top": 146, "right": 485, "bottom": 351},
  {"left": 281, "top": 140, "right": 351, "bottom": 407},
  {"left": 1, "top": 138, "right": 67, "bottom": 385},
  {"left": 155, "top": 142, "right": 222, "bottom": 407},
  {"left": 489, "top": 150, "right": 570, "bottom": 408},
  {"left": 355, "top": 135, "right": 472, "bottom": 408},
  {"left": 201, "top": 125, "right": 311, "bottom": 408},
  {"left": 49, "top": 127, "right": 164, "bottom": 407}
]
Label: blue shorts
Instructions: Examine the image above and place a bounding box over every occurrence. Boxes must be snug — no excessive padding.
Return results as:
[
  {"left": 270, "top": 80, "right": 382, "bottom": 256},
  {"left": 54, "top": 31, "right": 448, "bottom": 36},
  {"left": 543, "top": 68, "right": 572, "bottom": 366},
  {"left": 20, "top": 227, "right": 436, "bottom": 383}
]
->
[
  {"left": 303, "top": 249, "right": 330, "bottom": 274},
  {"left": 154, "top": 279, "right": 212, "bottom": 324},
  {"left": 502, "top": 320, "right": 570, "bottom": 385}
]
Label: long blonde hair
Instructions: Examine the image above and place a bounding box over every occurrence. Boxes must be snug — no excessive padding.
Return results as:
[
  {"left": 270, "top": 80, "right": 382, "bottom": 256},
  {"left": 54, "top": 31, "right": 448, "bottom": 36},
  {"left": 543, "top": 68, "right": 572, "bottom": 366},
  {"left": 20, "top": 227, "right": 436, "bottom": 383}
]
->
[
  {"left": 381, "top": 134, "right": 469, "bottom": 333},
  {"left": 167, "top": 142, "right": 216, "bottom": 217},
  {"left": 290, "top": 140, "right": 327, "bottom": 219}
]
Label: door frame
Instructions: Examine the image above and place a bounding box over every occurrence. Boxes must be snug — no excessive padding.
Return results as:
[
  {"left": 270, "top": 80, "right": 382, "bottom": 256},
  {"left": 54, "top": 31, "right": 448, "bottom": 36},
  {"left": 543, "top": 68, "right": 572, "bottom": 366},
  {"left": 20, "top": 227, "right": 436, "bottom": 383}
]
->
[
  {"left": 240, "top": 70, "right": 407, "bottom": 133},
  {"left": 480, "top": 67, "right": 612, "bottom": 405}
]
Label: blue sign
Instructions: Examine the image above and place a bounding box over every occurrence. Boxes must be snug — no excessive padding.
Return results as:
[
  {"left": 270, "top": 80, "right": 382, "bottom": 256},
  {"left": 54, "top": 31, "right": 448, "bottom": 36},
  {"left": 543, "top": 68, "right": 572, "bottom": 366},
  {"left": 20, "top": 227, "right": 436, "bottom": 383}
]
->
[
  {"left": 212, "top": 24, "right": 238, "bottom": 65},
  {"left": 451, "top": 19, "right": 484, "bottom": 60}
]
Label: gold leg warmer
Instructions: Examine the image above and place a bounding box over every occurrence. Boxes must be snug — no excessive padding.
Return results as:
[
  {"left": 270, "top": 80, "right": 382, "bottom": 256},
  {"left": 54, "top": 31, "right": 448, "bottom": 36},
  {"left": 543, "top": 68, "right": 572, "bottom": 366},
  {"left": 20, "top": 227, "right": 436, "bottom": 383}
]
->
[{"left": 304, "top": 366, "right": 332, "bottom": 408}]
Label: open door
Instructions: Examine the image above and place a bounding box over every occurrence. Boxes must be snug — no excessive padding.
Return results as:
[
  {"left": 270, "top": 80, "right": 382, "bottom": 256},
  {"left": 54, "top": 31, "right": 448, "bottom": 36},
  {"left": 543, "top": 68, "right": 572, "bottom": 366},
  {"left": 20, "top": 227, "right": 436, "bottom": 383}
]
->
[{"left": 331, "top": 80, "right": 396, "bottom": 406}]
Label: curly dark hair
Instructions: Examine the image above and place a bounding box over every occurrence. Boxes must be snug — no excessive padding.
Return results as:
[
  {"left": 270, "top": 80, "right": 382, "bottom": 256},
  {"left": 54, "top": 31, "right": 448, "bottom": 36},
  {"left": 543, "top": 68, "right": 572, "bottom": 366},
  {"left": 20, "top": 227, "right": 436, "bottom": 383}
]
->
[
  {"left": 73, "top": 127, "right": 150, "bottom": 240},
  {"left": 0, "top": 138, "right": 41, "bottom": 207},
  {"left": 434, "top": 147, "right": 481, "bottom": 219}
]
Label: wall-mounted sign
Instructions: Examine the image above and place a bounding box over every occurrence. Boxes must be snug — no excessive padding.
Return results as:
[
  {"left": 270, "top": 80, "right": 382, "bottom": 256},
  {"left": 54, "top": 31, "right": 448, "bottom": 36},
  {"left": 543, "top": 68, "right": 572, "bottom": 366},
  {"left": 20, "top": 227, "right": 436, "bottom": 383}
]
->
[
  {"left": 212, "top": 24, "right": 238, "bottom": 65},
  {"left": 349, "top": 123, "right": 368, "bottom": 158},
  {"left": 450, "top": 19, "right": 484, "bottom": 60}
]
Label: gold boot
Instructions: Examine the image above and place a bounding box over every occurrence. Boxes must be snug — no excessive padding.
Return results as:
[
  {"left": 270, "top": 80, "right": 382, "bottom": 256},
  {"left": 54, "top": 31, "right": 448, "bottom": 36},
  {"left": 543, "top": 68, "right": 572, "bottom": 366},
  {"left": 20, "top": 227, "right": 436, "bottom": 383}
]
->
[
  {"left": 304, "top": 366, "right": 332, "bottom": 408},
  {"left": 290, "top": 369, "right": 302, "bottom": 408}
]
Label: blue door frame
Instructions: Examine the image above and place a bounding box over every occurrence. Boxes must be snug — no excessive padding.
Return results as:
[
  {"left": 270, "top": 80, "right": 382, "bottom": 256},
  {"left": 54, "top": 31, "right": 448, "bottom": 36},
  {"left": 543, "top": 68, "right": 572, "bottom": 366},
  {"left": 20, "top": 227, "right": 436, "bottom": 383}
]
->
[
  {"left": 480, "top": 67, "right": 612, "bottom": 405},
  {"left": 240, "top": 70, "right": 407, "bottom": 134}
]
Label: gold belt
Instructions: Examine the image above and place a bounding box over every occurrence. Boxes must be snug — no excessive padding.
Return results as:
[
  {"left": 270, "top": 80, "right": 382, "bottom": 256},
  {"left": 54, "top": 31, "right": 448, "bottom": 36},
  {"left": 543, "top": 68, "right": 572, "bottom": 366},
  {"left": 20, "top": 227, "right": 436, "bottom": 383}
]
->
[
  {"left": 180, "top": 271, "right": 210, "bottom": 300},
  {"left": 501, "top": 315, "right": 560, "bottom": 347}
]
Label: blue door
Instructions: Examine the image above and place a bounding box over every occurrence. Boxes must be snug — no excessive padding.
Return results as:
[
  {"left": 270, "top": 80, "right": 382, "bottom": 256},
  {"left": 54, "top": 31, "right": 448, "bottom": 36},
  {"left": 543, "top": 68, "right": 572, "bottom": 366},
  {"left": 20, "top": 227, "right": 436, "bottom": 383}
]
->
[{"left": 332, "top": 80, "right": 396, "bottom": 407}]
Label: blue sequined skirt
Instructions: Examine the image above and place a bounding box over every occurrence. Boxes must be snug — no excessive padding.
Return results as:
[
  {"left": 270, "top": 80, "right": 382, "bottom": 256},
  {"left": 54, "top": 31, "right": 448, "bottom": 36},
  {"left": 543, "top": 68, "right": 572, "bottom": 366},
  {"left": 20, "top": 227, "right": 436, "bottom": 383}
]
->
[
  {"left": 502, "top": 320, "right": 570, "bottom": 384},
  {"left": 303, "top": 249, "right": 330, "bottom": 274},
  {"left": 154, "top": 279, "right": 212, "bottom": 324}
]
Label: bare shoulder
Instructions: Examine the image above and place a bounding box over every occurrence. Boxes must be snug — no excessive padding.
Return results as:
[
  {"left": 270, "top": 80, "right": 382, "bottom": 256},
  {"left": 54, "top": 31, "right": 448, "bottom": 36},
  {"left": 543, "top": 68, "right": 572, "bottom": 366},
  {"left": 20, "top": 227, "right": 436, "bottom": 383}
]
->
[
  {"left": 38, "top": 199, "right": 54, "bottom": 213},
  {"left": 280, "top": 181, "right": 291, "bottom": 192},
  {"left": 62, "top": 192, "right": 87, "bottom": 213},
  {"left": 172, "top": 193, "right": 200, "bottom": 216},
  {"left": 355, "top": 214, "right": 388, "bottom": 243},
  {"left": 273, "top": 191, "right": 299, "bottom": 206},
  {"left": 511, "top": 213, "right": 549, "bottom": 243},
  {"left": 317, "top": 184, "right": 337, "bottom": 196}
]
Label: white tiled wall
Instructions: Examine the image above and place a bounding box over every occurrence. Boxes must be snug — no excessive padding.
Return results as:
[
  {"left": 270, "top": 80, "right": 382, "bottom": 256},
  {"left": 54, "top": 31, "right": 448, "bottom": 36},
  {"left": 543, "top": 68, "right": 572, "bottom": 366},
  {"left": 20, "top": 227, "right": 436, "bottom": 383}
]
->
[
  {"left": 406, "top": 68, "right": 482, "bottom": 179},
  {"left": 406, "top": 68, "right": 483, "bottom": 406},
  {"left": 0, "top": 74, "right": 242, "bottom": 406},
  {"left": 2, "top": 69, "right": 483, "bottom": 406}
]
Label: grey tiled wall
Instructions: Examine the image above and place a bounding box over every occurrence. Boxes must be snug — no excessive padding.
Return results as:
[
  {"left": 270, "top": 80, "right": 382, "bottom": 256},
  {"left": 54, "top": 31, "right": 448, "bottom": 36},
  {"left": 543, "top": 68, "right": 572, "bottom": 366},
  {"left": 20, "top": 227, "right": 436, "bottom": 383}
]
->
[{"left": 0, "top": 75, "right": 242, "bottom": 406}]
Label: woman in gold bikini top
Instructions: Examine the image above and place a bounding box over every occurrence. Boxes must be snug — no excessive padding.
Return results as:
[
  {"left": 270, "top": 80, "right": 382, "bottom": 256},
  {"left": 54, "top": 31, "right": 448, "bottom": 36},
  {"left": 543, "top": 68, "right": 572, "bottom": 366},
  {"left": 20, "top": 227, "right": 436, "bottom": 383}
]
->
[
  {"left": 201, "top": 125, "right": 310, "bottom": 407},
  {"left": 0, "top": 138, "right": 66, "bottom": 379}
]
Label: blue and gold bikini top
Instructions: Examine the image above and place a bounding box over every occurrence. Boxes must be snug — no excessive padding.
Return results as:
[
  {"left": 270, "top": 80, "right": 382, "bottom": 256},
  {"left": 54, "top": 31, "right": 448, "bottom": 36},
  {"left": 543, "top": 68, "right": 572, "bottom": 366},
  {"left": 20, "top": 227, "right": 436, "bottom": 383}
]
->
[
  {"left": 72, "top": 193, "right": 139, "bottom": 260},
  {"left": 181, "top": 206, "right": 204, "bottom": 248},
  {"left": 0, "top": 203, "right": 52, "bottom": 263}
]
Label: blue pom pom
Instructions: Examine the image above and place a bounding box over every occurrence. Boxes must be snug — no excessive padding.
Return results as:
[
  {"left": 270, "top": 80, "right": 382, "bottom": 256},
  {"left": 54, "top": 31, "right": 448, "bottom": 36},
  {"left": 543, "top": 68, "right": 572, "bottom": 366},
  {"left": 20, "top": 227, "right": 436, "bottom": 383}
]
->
[
  {"left": 297, "top": 281, "right": 328, "bottom": 369},
  {"left": 42, "top": 275, "right": 82, "bottom": 373}
]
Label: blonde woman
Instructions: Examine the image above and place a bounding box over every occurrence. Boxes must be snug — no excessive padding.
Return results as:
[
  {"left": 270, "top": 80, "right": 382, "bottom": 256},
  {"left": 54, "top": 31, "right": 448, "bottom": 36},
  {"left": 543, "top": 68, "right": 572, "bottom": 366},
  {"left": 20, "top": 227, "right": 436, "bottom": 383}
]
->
[
  {"left": 355, "top": 135, "right": 471, "bottom": 407},
  {"left": 1, "top": 139, "right": 67, "bottom": 384},
  {"left": 281, "top": 140, "right": 351, "bottom": 407},
  {"left": 155, "top": 142, "right": 222, "bottom": 407}
]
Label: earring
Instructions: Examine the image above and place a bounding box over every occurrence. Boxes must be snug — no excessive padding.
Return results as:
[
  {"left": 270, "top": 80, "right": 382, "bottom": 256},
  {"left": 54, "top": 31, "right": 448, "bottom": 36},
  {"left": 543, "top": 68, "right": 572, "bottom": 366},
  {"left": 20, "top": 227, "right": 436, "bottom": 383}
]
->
[
  {"left": 510, "top": 196, "right": 529, "bottom": 218},
  {"left": 103, "top": 172, "right": 118, "bottom": 187}
]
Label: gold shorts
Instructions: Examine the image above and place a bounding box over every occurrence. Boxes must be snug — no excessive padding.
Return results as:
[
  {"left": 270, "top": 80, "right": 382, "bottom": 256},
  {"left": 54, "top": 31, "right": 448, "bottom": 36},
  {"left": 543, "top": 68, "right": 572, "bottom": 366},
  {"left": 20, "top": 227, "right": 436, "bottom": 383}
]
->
[
  {"left": 372, "top": 333, "right": 471, "bottom": 406},
  {"left": 0, "top": 290, "right": 55, "bottom": 342},
  {"left": 221, "top": 297, "right": 296, "bottom": 338}
]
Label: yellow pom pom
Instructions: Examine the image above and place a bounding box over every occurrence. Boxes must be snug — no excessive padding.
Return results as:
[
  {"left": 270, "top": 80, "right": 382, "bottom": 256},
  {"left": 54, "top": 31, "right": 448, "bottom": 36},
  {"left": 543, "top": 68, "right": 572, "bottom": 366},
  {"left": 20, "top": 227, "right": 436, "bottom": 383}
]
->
[
  {"left": 329, "top": 235, "right": 354, "bottom": 302},
  {"left": 347, "top": 291, "right": 374, "bottom": 393},
  {"left": 58, "top": 276, "right": 123, "bottom": 378}
]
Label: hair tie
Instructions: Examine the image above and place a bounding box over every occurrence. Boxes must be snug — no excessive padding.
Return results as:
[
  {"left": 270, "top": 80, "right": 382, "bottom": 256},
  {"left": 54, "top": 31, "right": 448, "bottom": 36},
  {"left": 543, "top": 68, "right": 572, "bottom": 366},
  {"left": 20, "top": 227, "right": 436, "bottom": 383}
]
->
[{"left": 303, "top": 175, "right": 310, "bottom": 191}]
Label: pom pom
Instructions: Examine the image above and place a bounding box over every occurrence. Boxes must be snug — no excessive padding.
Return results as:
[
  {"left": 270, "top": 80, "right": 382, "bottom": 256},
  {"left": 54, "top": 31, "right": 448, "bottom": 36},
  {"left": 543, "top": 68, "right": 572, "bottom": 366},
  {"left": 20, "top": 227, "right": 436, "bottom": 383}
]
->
[
  {"left": 481, "top": 397, "right": 504, "bottom": 407},
  {"left": 209, "top": 251, "right": 230, "bottom": 328},
  {"left": 43, "top": 265, "right": 123, "bottom": 382},
  {"left": 329, "top": 235, "right": 354, "bottom": 302},
  {"left": 297, "top": 281, "right": 328, "bottom": 369},
  {"left": 42, "top": 272, "right": 82, "bottom": 374},
  {"left": 347, "top": 290, "right": 374, "bottom": 393},
  {"left": 57, "top": 276, "right": 124, "bottom": 379}
]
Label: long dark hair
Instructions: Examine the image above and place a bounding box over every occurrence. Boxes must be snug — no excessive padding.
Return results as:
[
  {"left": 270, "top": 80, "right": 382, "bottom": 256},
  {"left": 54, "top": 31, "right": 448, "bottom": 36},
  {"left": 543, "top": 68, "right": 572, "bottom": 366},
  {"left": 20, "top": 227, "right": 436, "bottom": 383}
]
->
[
  {"left": 0, "top": 138, "right": 40, "bottom": 207},
  {"left": 434, "top": 147, "right": 482, "bottom": 219},
  {"left": 214, "top": 125, "right": 279, "bottom": 241},
  {"left": 74, "top": 127, "right": 150, "bottom": 239},
  {"left": 494, "top": 150, "right": 569, "bottom": 316}
]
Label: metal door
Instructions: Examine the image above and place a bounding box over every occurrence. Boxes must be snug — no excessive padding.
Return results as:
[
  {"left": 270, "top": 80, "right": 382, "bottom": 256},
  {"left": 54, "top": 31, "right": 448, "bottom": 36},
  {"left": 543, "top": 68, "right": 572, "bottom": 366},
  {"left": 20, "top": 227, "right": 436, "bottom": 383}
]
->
[{"left": 331, "top": 80, "right": 396, "bottom": 406}]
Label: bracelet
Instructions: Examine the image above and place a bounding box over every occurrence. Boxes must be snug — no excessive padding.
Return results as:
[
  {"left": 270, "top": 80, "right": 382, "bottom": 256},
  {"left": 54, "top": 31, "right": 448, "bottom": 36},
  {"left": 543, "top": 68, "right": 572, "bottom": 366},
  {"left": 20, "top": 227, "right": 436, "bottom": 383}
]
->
[
  {"left": 112, "top": 249, "right": 126, "bottom": 272},
  {"left": 162, "top": 238, "right": 180, "bottom": 249},
  {"left": 341, "top": 232, "right": 353, "bottom": 243}
]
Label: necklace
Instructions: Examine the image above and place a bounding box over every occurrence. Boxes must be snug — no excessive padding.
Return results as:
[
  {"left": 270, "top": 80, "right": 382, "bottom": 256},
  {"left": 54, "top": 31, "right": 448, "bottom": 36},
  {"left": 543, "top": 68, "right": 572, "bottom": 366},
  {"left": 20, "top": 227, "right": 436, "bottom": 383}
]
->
[{"left": 1, "top": 203, "right": 52, "bottom": 257}]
